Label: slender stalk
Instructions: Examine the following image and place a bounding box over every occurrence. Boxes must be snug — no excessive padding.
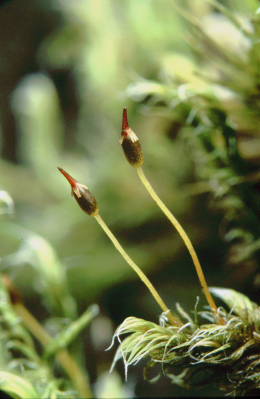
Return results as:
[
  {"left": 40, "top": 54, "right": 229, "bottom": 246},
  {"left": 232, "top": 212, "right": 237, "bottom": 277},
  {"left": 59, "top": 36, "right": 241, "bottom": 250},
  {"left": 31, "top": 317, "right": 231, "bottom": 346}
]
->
[
  {"left": 136, "top": 167, "right": 219, "bottom": 317},
  {"left": 14, "top": 303, "right": 92, "bottom": 398},
  {"left": 94, "top": 214, "right": 181, "bottom": 326}
]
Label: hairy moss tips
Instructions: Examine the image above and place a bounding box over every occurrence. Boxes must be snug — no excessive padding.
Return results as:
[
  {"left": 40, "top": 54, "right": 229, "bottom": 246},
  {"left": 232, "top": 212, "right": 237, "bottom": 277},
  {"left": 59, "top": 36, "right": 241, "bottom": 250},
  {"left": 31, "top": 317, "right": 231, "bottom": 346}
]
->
[{"left": 110, "top": 290, "right": 260, "bottom": 396}]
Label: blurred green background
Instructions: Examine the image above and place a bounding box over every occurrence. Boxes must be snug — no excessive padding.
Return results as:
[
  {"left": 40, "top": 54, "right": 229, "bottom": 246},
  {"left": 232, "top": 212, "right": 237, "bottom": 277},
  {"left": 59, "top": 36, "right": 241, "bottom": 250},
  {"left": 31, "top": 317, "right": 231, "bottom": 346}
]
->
[{"left": 0, "top": 0, "right": 259, "bottom": 397}]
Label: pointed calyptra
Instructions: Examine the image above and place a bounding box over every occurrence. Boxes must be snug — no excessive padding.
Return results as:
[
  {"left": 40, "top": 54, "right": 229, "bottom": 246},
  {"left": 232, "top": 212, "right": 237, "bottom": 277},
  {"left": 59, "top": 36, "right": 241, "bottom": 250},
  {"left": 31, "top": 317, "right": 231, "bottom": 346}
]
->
[
  {"left": 120, "top": 108, "right": 144, "bottom": 167},
  {"left": 58, "top": 167, "right": 99, "bottom": 216}
]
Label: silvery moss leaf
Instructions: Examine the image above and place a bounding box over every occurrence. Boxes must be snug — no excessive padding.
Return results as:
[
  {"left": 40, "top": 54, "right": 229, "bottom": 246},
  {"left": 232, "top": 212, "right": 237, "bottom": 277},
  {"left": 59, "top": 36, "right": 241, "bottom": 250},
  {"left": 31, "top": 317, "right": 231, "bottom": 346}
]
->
[
  {"left": 210, "top": 287, "right": 260, "bottom": 326},
  {"left": 0, "top": 371, "right": 38, "bottom": 399},
  {"left": 110, "top": 288, "right": 260, "bottom": 396},
  {"left": 0, "top": 190, "right": 14, "bottom": 215}
]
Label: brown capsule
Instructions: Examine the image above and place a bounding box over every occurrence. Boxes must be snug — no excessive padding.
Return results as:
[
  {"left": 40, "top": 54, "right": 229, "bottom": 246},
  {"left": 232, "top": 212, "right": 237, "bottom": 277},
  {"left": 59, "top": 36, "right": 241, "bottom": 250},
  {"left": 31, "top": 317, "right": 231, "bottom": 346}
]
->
[
  {"left": 58, "top": 167, "right": 99, "bottom": 216},
  {"left": 120, "top": 108, "right": 144, "bottom": 167}
]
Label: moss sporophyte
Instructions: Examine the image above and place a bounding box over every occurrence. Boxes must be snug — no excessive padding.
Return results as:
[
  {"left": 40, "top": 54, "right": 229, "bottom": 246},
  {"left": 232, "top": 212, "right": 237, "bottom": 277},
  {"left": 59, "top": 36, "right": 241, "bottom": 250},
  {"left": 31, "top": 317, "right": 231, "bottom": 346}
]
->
[
  {"left": 58, "top": 167, "right": 181, "bottom": 326},
  {"left": 120, "top": 108, "right": 222, "bottom": 322}
]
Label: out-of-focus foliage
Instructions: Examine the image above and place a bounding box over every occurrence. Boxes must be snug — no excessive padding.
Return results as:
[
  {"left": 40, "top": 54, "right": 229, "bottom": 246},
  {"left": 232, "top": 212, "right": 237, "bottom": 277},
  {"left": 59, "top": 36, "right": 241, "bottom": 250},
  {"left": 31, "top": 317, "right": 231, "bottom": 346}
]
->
[
  {"left": 0, "top": 0, "right": 259, "bottom": 397},
  {"left": 0, "top": 275, "right": 80, "bottom": 399}
]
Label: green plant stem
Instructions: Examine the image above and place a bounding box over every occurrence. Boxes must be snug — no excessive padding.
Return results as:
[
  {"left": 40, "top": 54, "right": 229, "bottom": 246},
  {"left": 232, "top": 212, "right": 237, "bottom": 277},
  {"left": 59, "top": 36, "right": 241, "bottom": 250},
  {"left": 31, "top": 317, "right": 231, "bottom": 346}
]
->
[
  {"left": 94, "top": 213, "right": 181, "bottom": 326},
  {"left": 136, "top": 167, "right": 220, "bottom": 318},
  {"left": 14, "top": 303, "right": 92, "bottom": 399}
]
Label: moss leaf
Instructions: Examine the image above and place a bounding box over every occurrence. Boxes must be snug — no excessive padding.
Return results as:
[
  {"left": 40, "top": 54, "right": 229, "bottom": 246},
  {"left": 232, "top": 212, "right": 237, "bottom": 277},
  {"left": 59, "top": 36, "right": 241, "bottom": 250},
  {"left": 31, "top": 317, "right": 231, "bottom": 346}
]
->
[
  {"left": 0, "top": 371, "right": 38, "bottom": 399},
  {"left": 210, "top": 287, "right": 258, "bottom": 322}
]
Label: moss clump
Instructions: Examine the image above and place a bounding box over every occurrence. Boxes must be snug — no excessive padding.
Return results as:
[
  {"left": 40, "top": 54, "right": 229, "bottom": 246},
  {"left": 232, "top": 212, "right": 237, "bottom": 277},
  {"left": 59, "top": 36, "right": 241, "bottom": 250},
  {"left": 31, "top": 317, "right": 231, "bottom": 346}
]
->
[{"left": 110, "top": 288, "right": 260, "bottom": 396}]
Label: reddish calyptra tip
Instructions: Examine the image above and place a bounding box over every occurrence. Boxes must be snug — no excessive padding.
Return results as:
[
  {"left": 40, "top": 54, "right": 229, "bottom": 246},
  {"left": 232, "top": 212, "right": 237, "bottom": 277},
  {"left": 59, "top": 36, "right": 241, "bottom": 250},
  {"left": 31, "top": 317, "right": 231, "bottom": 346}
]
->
[
  {"left": 57, "top": 167, "right": 77, "bottom": 189},
  {"left": 122, "top": 108, "right": 129, "bottom": 132}
]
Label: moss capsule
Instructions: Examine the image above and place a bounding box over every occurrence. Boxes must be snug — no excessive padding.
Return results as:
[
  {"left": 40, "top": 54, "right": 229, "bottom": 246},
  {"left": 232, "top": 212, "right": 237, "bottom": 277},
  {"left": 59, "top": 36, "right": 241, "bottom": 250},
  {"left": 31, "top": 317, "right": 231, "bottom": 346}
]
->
[
  {"left": 120, "top": 108, "right": 144, "bottom": 167},
  {"left": 58, "top": 167, "right": 98, "bottom": 216}
]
